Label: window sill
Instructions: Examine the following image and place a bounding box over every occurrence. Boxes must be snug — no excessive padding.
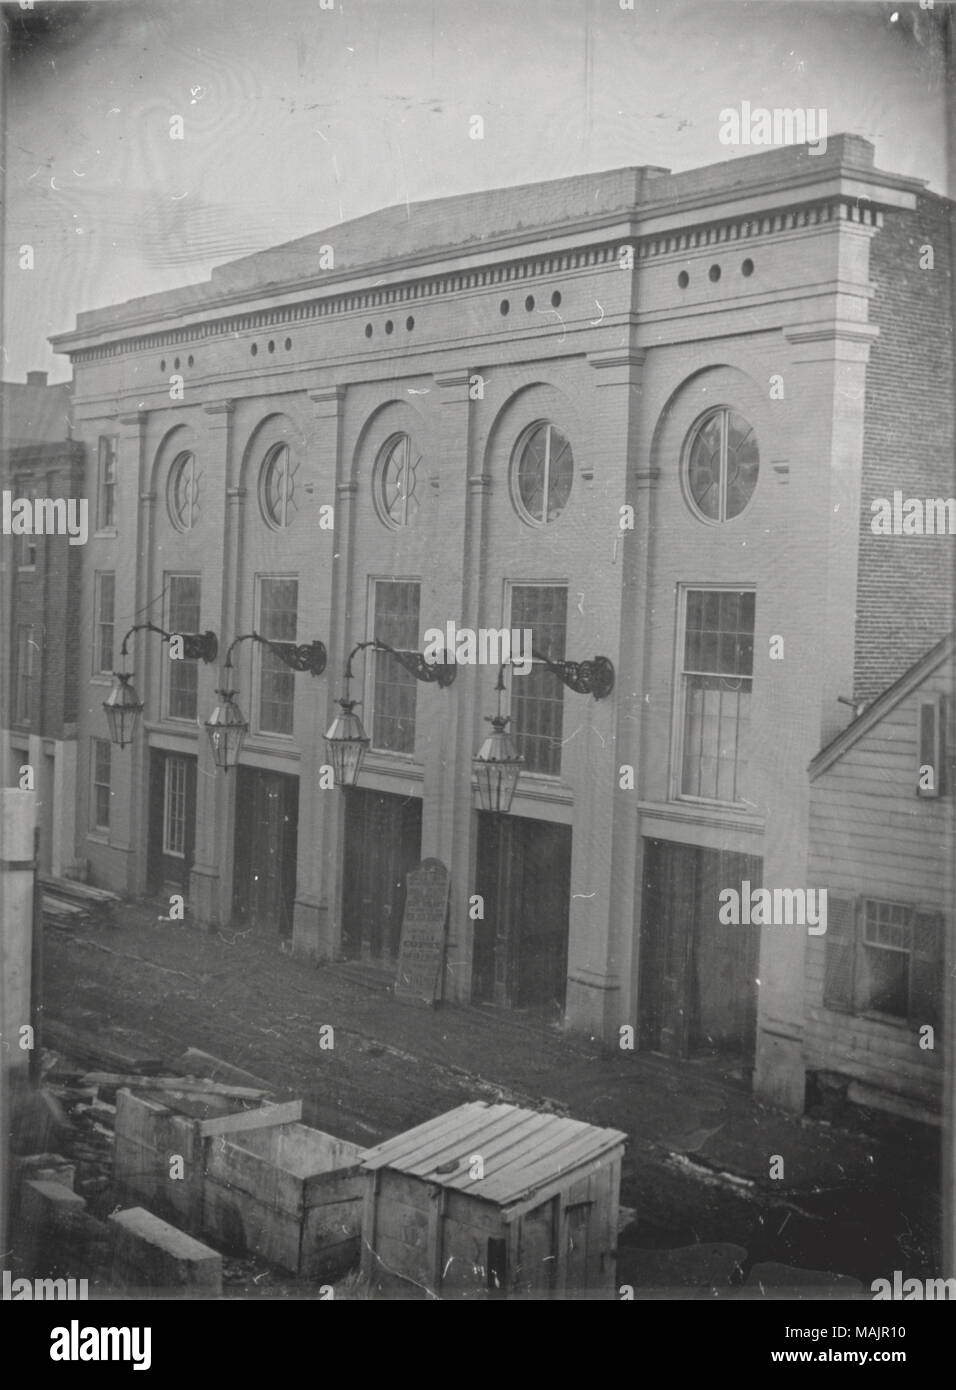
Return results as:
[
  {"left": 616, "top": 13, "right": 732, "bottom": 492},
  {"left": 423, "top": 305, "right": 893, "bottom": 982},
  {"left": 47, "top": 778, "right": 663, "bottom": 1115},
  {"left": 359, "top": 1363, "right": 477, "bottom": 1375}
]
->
[
  {"left": 87, "top": 831, "right": 110, "bottom": 844},
  {"left": 93, "top": 529, "right": 118, "bottom": 540},
  {"left": 640, "top": 799, "right": 765, "bottom": 831}
]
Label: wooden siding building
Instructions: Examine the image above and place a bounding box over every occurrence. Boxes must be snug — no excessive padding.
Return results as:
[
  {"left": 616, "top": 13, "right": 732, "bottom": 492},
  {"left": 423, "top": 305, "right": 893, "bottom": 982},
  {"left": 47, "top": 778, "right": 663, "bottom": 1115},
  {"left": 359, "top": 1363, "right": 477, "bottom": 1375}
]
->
[{"left": 806, "top": 633, "right": 955, "bottom": 1123}]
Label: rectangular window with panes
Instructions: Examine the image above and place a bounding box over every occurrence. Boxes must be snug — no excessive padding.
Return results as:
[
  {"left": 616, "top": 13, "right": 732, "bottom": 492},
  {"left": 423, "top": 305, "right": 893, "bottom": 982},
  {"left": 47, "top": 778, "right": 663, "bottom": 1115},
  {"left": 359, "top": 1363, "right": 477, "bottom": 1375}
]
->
[
  {"left": 163, "top": 755, "right": 189, "bottom": 857},
  {"left": 15, "top": 479, "right": 36, "bottom": 567},
  {"left": 677, "top": 587, "right": 754, "bottom": 804},
  {"left": 166, "top": 575, "right": 201, "bottom": 720},
  {"left": 91, "top": 738, "right": 111, "bottom": 832},
  {"left": 97, "top": 436, "right": 117, "bottom": 531},
  {"left": 370, "top": 579, "right": 421, "bottom": 755},
  {"left": 94, "top": 571, "right": 115, "bottom": 675},
  {"left": 14, "top": 624, "right": 36, "bottom": 724},
  {"left": 508, "top": 583, "right": 567, "bottom": 777},
  {"left": 255, "top": 576, "right": 298, "bottom": 736},
  {"left": 824, "top": 895, "right": 942, "bottom": 1027},
  {"left": 917, "top": 695, "right": 945, "bottom": 798}
]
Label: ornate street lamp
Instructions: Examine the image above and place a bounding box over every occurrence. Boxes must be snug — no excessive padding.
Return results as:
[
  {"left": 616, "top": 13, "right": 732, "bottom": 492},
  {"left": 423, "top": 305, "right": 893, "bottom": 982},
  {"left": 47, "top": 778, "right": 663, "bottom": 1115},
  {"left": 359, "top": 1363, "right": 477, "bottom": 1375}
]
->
[
  {"left": 205, "top": 632, "right": 327, "bottom": 772},
  {"left": 104, "top": 622, "right": 219, "bottom": 749},
  {"left": 473, "top": 665, "right": 524, "bottom": 815},
  {"left": 325, "top": 638, "right": 456, "bottom": 789},
  {"left": 472, "top": 648, "right": 615, "bottom": 816}
]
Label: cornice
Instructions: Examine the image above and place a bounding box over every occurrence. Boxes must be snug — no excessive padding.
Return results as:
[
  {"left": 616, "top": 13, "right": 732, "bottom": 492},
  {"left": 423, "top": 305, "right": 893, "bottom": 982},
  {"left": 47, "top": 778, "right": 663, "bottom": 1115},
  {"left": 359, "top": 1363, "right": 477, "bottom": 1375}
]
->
[{"left": 59, "top": 197, "right": 886, "bottom": 368}]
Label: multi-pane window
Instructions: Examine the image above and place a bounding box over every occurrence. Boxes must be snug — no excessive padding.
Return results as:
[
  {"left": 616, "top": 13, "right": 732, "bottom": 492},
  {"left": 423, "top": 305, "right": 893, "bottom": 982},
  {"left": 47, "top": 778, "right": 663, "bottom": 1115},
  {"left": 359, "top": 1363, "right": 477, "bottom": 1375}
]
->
[
  {"left": 163, "top": 755, "right": 188, "bottom": 857},
  {"left": 825, "top": 897, "right": 942, "bottom": 1026},
  {"left": 678, "top": 588, "right": 754, "bottom": 804},
  {"left": 91, "top": 738, "right": 111, "bottom": 832},
  {"left": 14, "top": 624, "right": 36, "bottom": 724},
  {"left": 166, "top": 575, "right": 201, "bottom": 720},
  {"left": 95, "top": 572, "right": 115, "bottom": 674},
  {"left": 259, "top": 443, "right": 297, "bottom": 529},
  {"left": 167, "top": 452, "right": 200, "bottom": 531},
  {"left": 370, "top": 580, "right": 421, "bottom": 754},
  {"left": 256, "top": 576, "right": 298, "bottom": 735},
  {"left": 97, "top": 436, "right": 118, "bottom": 530},
  {"left": 684, "top": 408, "right": 759, "bottom": 522},
  {"left": 375, "top": 434, "right": 420, "bottom": 529},
  {"left": 917, "top": 695, "right": 944, "bottom": 798},
  {"left": 509, "top": 584, "right": 567, "bottom": 776},
  {"left": 15, "top": 481, "right": 36, "bottom": 566},
  {"left": 511, "top": 423, "right": 574, "bottom": 526}
]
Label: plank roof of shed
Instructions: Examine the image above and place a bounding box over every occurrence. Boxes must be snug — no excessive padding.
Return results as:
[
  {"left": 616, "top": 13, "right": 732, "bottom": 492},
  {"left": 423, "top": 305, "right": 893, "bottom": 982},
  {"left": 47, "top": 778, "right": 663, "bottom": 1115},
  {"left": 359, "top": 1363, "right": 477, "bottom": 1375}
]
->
[{"left": 360, "top": 1102, "right": 626, "bottom": 1206}]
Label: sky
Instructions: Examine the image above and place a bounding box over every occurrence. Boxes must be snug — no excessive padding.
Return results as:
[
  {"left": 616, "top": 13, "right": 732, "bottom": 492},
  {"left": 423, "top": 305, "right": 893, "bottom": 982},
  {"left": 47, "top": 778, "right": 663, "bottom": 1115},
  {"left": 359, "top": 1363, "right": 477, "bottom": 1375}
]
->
[{"left": 1, "top": 0, "right": 950, "bottom": 383}]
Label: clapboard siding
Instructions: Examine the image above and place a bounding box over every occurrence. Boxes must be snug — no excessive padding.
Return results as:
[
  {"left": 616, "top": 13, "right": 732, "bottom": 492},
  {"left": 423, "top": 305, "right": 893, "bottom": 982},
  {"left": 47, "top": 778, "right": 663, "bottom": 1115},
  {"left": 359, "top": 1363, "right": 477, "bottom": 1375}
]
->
[{"left": 806, "top": 655, "right": 953, "bottom": 1113}]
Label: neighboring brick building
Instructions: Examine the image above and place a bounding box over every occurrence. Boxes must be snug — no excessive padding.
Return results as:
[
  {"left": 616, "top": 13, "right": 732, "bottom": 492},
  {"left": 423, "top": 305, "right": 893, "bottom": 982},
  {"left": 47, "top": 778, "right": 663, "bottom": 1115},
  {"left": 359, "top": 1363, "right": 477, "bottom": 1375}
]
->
[
  {"left": 1, "top": 373, "right": 84, "bottom": 874},
  {"left": 49, "top": 135, "right": 954, "bottom": 1112}
]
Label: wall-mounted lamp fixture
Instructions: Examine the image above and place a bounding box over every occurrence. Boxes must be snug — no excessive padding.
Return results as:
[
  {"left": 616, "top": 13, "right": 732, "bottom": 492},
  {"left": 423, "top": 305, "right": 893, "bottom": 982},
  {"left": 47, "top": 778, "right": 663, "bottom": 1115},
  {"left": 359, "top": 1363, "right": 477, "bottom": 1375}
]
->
[
  {"left": 472, "top": 648, "right": 615, "bottom": 816},
  {"left": 104, "top": 622, "right": 219, "bottom": 749},
  {"left": 472, "top": 664, "right": 524, "bottom": 816},
  {"left": 324, "top": 639, "right": 456, "bottom": 789},
  {"left": 205, "top": 632, "right": 327, "bottom": 772},
  {"left": 530, "top": 648, "right": 615, "bottom": 700}
]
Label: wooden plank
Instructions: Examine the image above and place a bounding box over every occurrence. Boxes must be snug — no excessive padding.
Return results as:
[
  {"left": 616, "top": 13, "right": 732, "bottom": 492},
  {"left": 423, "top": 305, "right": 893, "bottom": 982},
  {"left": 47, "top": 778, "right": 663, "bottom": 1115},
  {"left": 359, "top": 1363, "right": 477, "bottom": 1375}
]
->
[
  {"left": 83, "top": 1073, "right": 269, "bottom": 1099},
  {"left": 197, "top": 1099, "right": 301, "bottom": 1137}
]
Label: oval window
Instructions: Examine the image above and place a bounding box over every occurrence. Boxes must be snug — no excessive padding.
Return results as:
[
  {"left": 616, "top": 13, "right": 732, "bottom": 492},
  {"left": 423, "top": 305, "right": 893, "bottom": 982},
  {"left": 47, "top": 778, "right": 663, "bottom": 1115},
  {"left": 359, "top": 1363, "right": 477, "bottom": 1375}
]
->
[
  {"left": 374, "top": 433, "right": 420, "bottom": 529},
  {"left": 684, "top": 408, "right": 759, "bottom": 522},
  {"left": 167, "top": 451, "right": 200, "bottom": 531},
  {"left": 512, "top": 422, "right": 574, "bottom": 525},
  {"left": 259, "top": 443, "right": 297, "bottom": 529}
]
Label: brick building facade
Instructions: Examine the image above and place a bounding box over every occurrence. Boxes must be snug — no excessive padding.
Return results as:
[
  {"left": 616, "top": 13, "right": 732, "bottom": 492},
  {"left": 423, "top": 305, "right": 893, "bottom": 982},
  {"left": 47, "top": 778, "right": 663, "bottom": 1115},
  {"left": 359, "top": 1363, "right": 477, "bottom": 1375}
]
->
[
  {"left": 1, "top": 374, "right": 83, "bottom": 875},
  {"left": 48, "top": 135, "right": 954, "bottom": 1111}
]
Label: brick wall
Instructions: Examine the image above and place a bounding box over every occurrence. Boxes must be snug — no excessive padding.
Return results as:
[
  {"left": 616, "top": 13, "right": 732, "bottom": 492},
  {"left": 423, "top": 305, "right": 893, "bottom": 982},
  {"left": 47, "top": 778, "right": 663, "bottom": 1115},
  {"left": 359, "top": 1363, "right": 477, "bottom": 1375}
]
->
[{"left": 856, "top": 192, "right": 955, "bottom": 702}]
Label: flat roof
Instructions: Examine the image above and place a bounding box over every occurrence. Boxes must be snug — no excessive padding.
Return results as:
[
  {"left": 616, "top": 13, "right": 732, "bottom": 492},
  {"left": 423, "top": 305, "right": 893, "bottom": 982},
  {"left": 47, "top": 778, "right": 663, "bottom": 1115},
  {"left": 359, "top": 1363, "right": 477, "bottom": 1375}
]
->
[{"left": 360, "top": 1101, "right": 626, "bottom": 1206}]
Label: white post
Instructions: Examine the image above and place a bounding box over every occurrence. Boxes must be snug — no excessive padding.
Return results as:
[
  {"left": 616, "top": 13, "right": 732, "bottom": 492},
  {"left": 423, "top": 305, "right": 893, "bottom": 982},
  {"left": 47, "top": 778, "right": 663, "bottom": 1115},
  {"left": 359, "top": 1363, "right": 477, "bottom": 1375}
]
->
[{"left": 0, "top": 788, "right": 38, "bottom": 1268}]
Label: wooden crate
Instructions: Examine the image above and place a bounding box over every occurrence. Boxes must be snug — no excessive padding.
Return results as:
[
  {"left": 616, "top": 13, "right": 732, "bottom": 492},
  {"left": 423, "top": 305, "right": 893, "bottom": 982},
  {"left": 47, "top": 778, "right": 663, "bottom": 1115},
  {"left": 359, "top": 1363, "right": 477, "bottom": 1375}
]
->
[
  {"left": 203, "top": 1122, "right": 364, "bottom": 1279},
  {"left": 360, "top": 1102, "right": 626, "bottom": 1300},
  {"left": 113, "top": 1089, "right": 300, "bottom": 1235}
]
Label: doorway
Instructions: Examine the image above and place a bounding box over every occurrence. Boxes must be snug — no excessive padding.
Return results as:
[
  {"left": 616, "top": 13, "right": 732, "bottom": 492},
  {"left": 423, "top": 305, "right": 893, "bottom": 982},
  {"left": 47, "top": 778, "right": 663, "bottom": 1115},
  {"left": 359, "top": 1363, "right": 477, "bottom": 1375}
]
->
[
  {"left": 342, "top": 788, "right": 422, "bottom": 964},
  {"left": 639, "top": 838, "right": 761, "bottom": 1062},
  {"left": 233, "top": 768, "right": 299, "bottom": 939},
  {"left": 473, "top": 815, "right": 571, "bottom": 1011},
  {"left": 147, "top": 750, "right": 197, "bottom": 898}
]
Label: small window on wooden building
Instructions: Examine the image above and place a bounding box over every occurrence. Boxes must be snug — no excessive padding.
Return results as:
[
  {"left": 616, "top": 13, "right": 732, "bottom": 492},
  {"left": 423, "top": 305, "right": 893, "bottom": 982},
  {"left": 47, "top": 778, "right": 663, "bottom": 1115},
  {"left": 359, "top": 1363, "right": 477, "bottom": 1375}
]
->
[
  {"left": 823, "top": 895, "right": 942, "bottom": 1027},
  {"left": 917, "top": 696, "right": 944, "bottom": 798}
]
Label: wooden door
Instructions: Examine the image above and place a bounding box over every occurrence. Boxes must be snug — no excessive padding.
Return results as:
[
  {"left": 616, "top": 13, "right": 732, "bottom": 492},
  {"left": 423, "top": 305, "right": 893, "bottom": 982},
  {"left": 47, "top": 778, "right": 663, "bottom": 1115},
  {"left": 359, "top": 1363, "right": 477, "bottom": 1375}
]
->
[
  {"left": 234, "top": 769, "right": 299, "bottom": 938},
  {"left": 639, "top": 839, "right": 761, "bottom": 1060},
  {"left": 342, "top": 790, "right": 422, "bottom": 963},
  {"left": 147, "top": 750, "right": 197, "bottom": 897}
]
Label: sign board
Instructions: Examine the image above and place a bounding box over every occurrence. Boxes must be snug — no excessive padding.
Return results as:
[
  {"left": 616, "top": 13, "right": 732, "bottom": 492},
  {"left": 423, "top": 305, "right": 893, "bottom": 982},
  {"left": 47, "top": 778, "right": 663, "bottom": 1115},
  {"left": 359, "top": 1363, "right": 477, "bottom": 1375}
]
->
[{"left": 395, "top": 858, "right": 450, "bottom": 1007}]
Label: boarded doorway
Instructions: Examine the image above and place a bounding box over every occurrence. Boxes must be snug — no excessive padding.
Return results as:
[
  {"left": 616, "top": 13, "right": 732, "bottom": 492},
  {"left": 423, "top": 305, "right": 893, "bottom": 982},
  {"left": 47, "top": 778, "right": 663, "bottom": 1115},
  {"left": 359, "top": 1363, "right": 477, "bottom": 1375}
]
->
[
  {"left": 473, "top": 815, "right": 571, "bottom": 1012},
  {"left": 639, "top": 838, "right": 761, "bottom": 1062},
  {"left": 342, "top": 789, "right": 422, "bottom": 965},
  {"left": 233, "top": 768, "right": 299, "bottom": 939}
]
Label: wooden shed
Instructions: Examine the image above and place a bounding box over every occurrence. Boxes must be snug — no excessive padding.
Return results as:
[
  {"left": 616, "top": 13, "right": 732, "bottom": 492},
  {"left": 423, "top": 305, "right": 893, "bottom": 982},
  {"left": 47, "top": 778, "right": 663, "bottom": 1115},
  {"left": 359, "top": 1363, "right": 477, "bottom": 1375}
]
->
[{"left": 359, "top": 1101, "right": 626, "bottom": 1299}]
